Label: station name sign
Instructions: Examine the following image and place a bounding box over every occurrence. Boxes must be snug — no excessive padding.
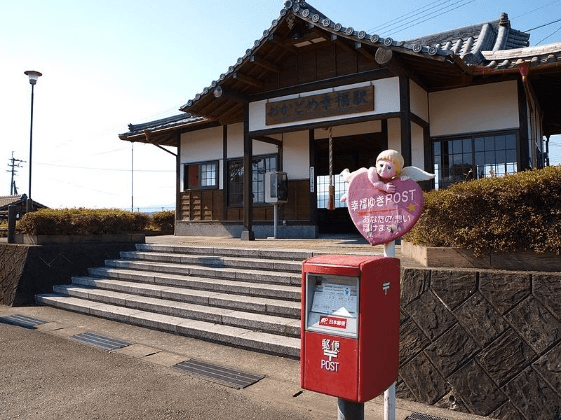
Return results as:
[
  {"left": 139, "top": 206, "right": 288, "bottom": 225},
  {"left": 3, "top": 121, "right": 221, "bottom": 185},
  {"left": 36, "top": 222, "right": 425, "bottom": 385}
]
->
[{"left": 266, "top": 86, "right": 374, "bottom": 125}]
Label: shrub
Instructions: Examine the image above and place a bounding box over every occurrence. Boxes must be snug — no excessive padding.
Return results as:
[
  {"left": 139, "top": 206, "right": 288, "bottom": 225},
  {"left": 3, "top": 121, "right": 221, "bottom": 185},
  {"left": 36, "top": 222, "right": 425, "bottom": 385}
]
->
[
  {"left": 405, "top": 166, "right": 561, "bottom": 256},
  {"left": 151, "top": 210, "right": 175, "bottom": 231},
  {"left": 19, "top": 208, "right": 150, "bottom": 235}
]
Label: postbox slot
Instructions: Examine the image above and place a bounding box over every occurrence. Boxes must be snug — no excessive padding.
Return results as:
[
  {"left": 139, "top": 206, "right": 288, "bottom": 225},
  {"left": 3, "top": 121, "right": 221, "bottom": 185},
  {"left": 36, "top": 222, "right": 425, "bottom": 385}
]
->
[{"left": 305, "top": 273, "right": 359, "bottom": 338}]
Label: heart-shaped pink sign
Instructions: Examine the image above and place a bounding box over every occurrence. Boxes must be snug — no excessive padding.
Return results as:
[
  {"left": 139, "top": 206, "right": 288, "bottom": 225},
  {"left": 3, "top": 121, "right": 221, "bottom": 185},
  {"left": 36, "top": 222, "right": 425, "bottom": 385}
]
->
[{"left": 347, "top": 172, "right": 424, "bottom": 245}]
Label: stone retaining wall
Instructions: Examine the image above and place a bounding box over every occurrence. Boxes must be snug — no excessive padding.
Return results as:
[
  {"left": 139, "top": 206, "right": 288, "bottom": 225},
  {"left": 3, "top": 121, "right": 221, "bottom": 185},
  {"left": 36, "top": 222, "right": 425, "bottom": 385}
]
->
[
  {"left": 0, "top": 240, "right": 141, "bottom": 306},
  {"left": 398, "top": 267, "right": 561, "bottom": 420}
]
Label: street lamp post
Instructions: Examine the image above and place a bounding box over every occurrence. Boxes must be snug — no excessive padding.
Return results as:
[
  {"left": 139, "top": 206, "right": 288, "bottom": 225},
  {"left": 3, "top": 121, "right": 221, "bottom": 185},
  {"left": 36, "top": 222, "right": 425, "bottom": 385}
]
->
[{"left": 24, "top": 70, "right": 42, "bottom": 212}]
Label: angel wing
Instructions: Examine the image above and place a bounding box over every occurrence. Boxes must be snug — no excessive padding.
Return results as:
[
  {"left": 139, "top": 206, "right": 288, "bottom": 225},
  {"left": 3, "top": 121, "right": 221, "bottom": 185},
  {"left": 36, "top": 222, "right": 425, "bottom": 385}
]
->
[{"left": 399, "top": 166, "right": 435, "bottom": 181}]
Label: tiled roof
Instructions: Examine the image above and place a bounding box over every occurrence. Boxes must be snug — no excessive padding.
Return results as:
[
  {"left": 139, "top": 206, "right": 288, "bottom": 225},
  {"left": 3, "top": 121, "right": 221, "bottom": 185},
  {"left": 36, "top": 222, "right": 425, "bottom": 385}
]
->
[
  {"left": 0, "top": 195, "right": 25, "bottom": 208},
  {"left": 181, "top": 1, "right": 534, "bottom": 111},
  {"left": 125, "top": 1, "right": 561, "bottom": 137},
  {"left": 0, "top": 195, "right": 46, "bottom": 212},
  {"left": 124, "top": 114, "right": 206, "bottom": 137},
  {"left": 405, "top": 13, "right": 530, "bottom": 65},
  {"left": 478, "top": 42, "right": 561, "bottom": 72}
]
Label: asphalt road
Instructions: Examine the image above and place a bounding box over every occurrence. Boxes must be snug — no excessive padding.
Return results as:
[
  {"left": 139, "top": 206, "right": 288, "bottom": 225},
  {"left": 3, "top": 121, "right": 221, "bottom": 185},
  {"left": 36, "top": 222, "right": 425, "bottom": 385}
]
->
[{"left": 0, "top": 323, "right": 315, "bottom": 420}]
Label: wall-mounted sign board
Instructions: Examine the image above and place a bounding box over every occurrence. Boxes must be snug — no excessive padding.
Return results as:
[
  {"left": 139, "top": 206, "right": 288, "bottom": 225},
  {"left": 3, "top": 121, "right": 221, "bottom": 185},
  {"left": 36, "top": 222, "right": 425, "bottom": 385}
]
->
[{"left": 266, "top": 86, "right": 374, "bottom": 125}]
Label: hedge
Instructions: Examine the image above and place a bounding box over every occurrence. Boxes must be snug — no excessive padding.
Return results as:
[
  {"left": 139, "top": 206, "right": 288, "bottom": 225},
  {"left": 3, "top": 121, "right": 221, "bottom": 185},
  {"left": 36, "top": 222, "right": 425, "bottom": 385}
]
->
[
  {"left": 405, "top": 166, "right": 561, "bottom": 256},
  {"left": 18, "top": 208, "right": 150, "bottom": 235},
  {"left": 151, "top": 210, "right": 175, "bottom": 231}
]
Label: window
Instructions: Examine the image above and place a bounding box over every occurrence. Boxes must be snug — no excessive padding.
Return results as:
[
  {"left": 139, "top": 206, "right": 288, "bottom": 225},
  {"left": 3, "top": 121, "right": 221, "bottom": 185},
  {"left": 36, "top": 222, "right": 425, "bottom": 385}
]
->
[
  {"left": 184, "top": 161, "right": 219, "bottom": 190},
  {"left": 474, "top": 134, "right": 517, "bottom": 178},
  {"left": 227, "top": 155, "right": 277, "bottom": 206},
  {"left": 317, "top": 175, "right": 348, "bottom": 209},
  {"left": 433, "top": 132, "right": 518, "bottom": 189}
]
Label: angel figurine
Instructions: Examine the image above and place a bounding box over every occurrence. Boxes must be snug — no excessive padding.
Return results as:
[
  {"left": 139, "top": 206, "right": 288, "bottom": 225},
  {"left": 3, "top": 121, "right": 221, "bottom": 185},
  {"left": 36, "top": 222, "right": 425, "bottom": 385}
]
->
[{"left": 340, "top": 149, "right": 435, "bottom": 202}]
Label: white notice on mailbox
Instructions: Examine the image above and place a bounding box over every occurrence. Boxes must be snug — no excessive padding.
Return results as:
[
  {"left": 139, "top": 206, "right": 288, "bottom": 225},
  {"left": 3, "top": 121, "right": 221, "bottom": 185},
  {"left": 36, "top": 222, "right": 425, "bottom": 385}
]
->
[
  {"left": 306, "top": 274, "right": 359, "bottom": 338},
  {"left": 311, "top": 282, "right": 357, "bottom": 316}
]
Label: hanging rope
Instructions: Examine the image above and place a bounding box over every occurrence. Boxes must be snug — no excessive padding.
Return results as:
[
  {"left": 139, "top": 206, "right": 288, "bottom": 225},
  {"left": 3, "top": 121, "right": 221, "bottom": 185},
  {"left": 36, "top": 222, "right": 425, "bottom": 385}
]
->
[{"left": 328, "top": 127, "right": 335, "bottom": 210}]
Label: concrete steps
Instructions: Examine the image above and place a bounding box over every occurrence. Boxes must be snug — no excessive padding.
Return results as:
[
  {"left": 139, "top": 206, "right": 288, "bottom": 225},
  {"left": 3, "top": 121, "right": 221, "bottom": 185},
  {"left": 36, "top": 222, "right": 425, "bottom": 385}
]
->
[{"left": 36, "top": 243, "right": 309, "bottom": 357}]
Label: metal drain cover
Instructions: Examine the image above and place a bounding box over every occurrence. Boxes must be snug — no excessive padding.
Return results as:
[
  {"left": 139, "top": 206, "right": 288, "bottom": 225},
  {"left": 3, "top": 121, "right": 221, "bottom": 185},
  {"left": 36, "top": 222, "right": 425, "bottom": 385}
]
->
[
  {"left": 0, "top": 314, "right": 46, "bottom": 329},
  {"left": 406, "top": 413, "right": 450, "bottom": 420},
  {"left": 173, "top": 359, "right": 264, "bottom": 389},
  {"left": 70, "top": 332, "right": 131, "bottom": 351}
]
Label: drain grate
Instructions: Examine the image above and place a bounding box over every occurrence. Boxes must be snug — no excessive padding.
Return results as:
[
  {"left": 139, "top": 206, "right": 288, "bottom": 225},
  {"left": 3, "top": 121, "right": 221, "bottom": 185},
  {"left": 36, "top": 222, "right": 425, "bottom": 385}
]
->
[
  {"left": 173, "top": 359, "right": 264, "bottom": 389},
  {"left": 70, "top": 332, "right": 131, "bottom": 352},
  {"left": 406, "top": 413, "right": 450, "bottom": 420},
  {"left": 0, "top": 314, "right": 46, "bottom": 329}
]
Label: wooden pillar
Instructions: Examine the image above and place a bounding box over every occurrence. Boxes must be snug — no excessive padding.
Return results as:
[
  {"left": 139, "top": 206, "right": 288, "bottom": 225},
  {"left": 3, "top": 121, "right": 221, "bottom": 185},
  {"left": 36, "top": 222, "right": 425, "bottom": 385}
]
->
[
  {"left": 308, "top": 129, "right": 318, "bottom": 230},
  {"left": 241, "top": 104, "right": 255, "bottom": 240},
  {"left": 399, "top": 75, "right": 412, "bottom": 167},
  {"left": 423, "top": 123, "right": 431, "bottom": 172},
  {"left": 175, "top": 134, "right": 181, "bottom": 226},
  {"left": 381, "top": 119, "right": 388, "bottom": 150},
  {"left": 222, "top": 125, "right": 228, "bottom": 221}
]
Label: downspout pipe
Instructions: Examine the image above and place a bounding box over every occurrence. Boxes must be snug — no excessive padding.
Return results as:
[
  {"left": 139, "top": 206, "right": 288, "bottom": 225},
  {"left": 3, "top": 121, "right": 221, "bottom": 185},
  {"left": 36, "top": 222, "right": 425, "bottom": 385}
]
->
[{"left": 518, "top": 62, "right": 537, "bottom": 168}]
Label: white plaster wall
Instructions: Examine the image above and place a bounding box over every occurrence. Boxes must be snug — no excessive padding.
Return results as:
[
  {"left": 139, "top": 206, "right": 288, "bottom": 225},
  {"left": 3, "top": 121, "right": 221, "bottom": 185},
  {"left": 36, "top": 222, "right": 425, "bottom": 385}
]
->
[
  {"left": 249, "top": 77, "right": 400, "bottom": 132},
  {"left": 429, "top": 81, "right": 519, "bottom": 137},
  {"left": 387, "top": 118, "right": 401, "bottom": 152},
  {"left": 226, "top": 122, "right": 278, "bottom": 158},
  {"left": 282, "top": 131, "right": 310, "bottom": 179},
  {"left": 411, "top": 122, "right": 425, "bottom": 169},
  {"left": 181, "top": 126, "right": 223, "bottom": 162},
  {"left": 410, "top": 80, "right": 429, "bottom": 122}
]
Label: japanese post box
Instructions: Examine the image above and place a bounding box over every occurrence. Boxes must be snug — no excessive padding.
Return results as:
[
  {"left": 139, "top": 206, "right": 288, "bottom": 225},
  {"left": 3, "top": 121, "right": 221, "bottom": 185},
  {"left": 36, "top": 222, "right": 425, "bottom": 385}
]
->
[{"left": 300, "top": 255, "right": 400, "bottom": 403}]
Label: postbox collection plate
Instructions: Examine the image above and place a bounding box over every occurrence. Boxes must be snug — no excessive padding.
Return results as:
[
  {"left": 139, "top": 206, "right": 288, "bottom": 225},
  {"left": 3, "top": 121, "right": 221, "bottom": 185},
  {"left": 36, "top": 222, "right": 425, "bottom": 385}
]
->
[{"left": 305, "top": 273, "right": 360, "bottom": 338}]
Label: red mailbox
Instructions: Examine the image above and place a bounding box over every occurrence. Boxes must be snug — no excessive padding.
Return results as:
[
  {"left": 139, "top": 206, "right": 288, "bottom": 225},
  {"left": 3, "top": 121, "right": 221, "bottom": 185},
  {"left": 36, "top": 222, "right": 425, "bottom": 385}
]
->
[{"left": 300, "top": 255, "right": 400, "bottom": 403}]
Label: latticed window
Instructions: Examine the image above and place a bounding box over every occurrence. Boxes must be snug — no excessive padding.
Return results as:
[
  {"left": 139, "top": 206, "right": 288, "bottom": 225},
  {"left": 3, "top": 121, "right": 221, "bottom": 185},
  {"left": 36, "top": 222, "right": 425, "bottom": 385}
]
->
[
  {"left": 184, "top": 161, "right": 219, "bottom": 190},
  {"left": 433, "top": 132, "right": 518, "bottom": 189},
  {"left": 227, "top": 154, "right": 277, "bottom": 206},
  {"left": 316, "top": 175, "right": 348, "bottom": 209}
]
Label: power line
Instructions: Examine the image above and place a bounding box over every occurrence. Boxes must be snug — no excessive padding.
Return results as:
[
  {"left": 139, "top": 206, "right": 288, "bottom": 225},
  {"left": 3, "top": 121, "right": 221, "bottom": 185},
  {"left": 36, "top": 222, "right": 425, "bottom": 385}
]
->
[
  {"left": 525, "top": 17, "right": 561, "bottom": 32},
  {"left": 35, "top": 162, "right": 174, "bottom": 173},
  {"left": 512, "top": 0, "right": 561, "bottom": 20},
  {"left": 368, "top": 0, "right": 457, "bottom": 33},
  {"left": 378, "top": 0, "right": 476, "bottom": 37},
  {"left": 536, "top": 24, "right": 561, "bottom": 45}
]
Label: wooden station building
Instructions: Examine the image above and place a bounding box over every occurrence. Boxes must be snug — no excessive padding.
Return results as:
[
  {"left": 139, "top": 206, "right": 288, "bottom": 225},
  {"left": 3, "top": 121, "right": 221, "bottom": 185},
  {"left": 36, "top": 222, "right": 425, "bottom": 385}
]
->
[{"left": 119, "top": 0, "right": 561, "bottom": 239}]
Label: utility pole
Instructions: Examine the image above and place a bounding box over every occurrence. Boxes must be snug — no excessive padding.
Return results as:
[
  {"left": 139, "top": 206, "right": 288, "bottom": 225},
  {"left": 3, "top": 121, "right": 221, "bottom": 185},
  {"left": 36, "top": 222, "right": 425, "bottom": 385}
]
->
[{"left": 7, "top": 152, "right": 25, "bottom": 195}]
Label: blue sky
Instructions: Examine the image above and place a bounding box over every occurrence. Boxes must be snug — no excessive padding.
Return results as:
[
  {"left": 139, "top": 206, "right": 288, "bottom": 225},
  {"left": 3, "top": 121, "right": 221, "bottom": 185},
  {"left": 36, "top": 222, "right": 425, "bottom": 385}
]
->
[{"left": 1, "top": 0, "right": 560, "bottom": 209}]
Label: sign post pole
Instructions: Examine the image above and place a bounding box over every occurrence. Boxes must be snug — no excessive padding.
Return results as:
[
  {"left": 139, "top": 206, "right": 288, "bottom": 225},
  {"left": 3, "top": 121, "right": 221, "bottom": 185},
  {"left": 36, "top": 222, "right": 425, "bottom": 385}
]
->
[{"left": 383, "top": 241, "right": 396, "bottom": 420}]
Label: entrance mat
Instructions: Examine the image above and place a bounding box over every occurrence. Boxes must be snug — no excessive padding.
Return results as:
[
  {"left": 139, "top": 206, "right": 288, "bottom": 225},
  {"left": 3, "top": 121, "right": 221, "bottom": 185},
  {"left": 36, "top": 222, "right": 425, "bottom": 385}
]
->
[
  {"left": 173, "top": 359, "right": 264, "bottom": 389},
  {"left": 0, "top": 314, "right": 46, "bottom": 329},
  {"left": 406, "top": 413, "right": 450, "bottom": 420},
  {"left": 69, "top": 332, "right": 131, "bottom": 352}
]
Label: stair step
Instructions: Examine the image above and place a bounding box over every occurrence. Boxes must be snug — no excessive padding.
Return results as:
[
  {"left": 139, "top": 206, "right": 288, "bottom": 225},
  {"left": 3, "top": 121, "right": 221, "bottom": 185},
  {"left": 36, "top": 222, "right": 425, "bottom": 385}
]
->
[
  {"left": 53, "top": 285, "right": 301, "bottom": 337},
  {"left": 102, "top": 259, "right": 301, "bottom": 286},
  {"left": 35, "top": 294, "right": 300, "bottom": 357},
  {"left": 136, "top": 243, "right": 317, "bottom": 261},
  {"left": 86, "top": 268, "right": 301, "bottom": 301},
  {"left": 120, "top": 251, "right": 303, "bottom": 273},
  {"left": 72, "top": 276, "right": 301, "bottom": 318}
]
